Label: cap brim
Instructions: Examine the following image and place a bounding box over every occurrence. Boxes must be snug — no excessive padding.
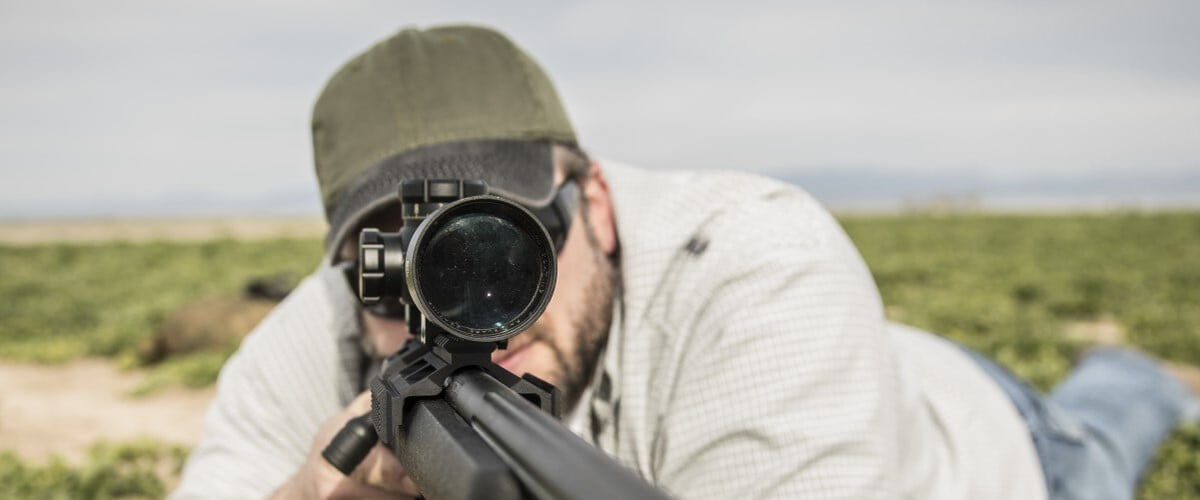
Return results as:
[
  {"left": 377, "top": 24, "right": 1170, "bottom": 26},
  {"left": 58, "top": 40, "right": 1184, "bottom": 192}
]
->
[{"left": 324, "top": 139, "right": 557, "bottom": 259}]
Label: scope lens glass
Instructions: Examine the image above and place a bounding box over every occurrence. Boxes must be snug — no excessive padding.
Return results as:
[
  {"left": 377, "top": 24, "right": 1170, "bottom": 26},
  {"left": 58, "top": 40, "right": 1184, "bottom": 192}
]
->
[{"left": 417, "top": 212, "right": 543, "bottom": 332}]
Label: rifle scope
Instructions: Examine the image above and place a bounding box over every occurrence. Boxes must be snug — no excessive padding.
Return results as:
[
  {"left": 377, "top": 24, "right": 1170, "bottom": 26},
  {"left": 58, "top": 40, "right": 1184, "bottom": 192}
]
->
[{"left": 356, "top": 179, "right": 557, "bottom": 343}]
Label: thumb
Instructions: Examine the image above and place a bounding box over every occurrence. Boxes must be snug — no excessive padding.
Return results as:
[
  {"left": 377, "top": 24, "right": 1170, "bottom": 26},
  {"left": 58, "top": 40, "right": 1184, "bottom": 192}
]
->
[{"left": 347, "top": 390, "right": 373, "bottom": 417}]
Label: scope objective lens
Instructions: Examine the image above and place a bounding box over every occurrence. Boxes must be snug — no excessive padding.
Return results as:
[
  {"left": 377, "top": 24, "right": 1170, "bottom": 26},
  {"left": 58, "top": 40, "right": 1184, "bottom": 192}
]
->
[{"left": 416, "top": 213, "right": 542, "bottom": 334}]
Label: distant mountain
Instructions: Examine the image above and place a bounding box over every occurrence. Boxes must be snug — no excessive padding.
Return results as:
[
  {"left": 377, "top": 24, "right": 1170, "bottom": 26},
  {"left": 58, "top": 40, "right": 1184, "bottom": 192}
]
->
[{"left": 772, "top": 167, "right": 1200, "bottom": 211}]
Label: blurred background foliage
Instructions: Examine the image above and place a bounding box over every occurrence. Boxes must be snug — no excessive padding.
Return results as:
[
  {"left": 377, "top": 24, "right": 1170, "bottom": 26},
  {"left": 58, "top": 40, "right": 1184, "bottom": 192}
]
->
[
  {"left": 0, "top": 213, "right": 1197, "bottom": 498},
  {"left": 844, "top": 212, "right": 1200, "bottom": 387},
  {"left": 0, "top": 441, "right": 186, "bottom": 500},
  {"left": 0, "top": 238, "right": 322, "bottom": 392}
]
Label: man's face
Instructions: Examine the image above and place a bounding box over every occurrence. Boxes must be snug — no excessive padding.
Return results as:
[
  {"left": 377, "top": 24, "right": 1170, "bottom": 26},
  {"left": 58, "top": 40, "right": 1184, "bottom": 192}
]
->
[
  {"left": 359, "top": 163, "right": 619, "bottom": 413},
  {"left": 492, "top": 187, "right": 617, "bottom": 412}
]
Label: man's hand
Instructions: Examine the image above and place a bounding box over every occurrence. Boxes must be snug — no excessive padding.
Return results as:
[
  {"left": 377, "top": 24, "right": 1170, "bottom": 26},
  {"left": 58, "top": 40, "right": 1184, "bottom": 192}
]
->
[{"left": 272, "top": 391, "right": 421, "bottom": 499}]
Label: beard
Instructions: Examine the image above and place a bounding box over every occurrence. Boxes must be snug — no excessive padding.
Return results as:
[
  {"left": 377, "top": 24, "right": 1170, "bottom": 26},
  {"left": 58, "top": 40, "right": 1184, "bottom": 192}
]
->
[{"left": 520, "top": 227, "right": 619, "bottom": 413}]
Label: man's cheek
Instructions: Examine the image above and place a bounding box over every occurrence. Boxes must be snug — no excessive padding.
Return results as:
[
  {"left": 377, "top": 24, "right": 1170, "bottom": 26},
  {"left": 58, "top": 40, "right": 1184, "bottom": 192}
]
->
[
  {"left": 362, "top": 313, "right": 412, "bottom": 356},
  {"left": 514, "top": 342, "right": 566, "bottom": 387}
]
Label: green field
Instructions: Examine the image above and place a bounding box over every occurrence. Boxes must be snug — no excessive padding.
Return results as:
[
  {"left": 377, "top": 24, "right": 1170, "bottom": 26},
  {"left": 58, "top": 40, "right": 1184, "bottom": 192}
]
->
[
  {"left": 1, "top": 213, "right": 1198, "bottom": 498},
  {"left": 1, "top": 441, "right": 187, "bottom": 500},
  {"left": 0, "top": 238, "right": 323, "bottom": 392}
]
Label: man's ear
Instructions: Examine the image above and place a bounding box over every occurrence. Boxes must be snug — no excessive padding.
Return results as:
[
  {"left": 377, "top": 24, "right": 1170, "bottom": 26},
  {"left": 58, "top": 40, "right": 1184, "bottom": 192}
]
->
[{"left": 582, "top": 162, "right": 618, "bottom": 256}]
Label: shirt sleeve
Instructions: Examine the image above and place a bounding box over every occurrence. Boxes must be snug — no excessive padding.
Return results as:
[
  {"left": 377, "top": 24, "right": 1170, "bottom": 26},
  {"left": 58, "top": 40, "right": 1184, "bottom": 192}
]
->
[
  {"left": 652, "top": 194, "right": 900, "bottom": 499},
  {"left": 171, "top": 269, "right": 358, "bottom": 499}
]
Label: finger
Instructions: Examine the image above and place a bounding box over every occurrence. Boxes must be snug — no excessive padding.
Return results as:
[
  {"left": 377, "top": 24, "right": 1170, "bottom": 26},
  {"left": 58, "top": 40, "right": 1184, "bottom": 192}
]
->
[
  {"left": 327, "top": 475, "right": 413, "bottom": 500},
  {"left": 347, "top": 390, "right": 373, "bottom": 416},
  {"left": 357, "top": 444, "right": 421, "bottom": 496}
]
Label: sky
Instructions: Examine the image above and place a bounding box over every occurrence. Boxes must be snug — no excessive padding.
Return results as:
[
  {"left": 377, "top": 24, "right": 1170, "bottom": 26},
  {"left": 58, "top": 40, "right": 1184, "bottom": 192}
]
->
[{"left": 1, "top": 1, "right": 1198, "bottom": 217}]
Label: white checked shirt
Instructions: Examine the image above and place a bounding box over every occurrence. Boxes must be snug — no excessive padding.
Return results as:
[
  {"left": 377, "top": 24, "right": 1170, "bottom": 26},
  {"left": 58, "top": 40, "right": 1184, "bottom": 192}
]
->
[{"left": 174, "top": 161, "right": 1046, "bottom": 499}]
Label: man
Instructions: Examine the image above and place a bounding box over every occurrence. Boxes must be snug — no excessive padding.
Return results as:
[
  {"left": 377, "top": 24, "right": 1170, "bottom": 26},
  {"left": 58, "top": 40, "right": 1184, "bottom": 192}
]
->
[{"left": 173, "top": 25, "right": 1200, "bottom": 499}]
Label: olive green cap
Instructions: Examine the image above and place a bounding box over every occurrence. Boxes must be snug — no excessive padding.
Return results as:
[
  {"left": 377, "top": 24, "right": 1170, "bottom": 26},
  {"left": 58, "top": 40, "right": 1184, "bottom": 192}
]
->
[{"left": 311, "top": 24, "right": 578, "bottom": 256}]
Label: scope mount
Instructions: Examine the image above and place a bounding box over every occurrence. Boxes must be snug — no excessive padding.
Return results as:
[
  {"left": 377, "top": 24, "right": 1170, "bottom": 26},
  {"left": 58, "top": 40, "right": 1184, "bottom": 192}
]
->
[{"left": 370, "top": 336, "right": 560, "bottom": 447}]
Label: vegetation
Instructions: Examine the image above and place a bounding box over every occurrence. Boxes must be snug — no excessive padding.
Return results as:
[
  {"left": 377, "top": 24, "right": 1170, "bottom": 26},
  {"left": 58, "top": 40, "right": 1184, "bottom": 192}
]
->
[
  {"left": 0, "top": 238, "right": 322, "bottom": 390},
  {"left": 0, "top": 441, "right": 187, "bottom": 500},
  {"left": 842, "top": 212, "right": 1200, "bottom": 385},
  {"left": 0, "top": 213, "right": 1197, "bottom": 497}
]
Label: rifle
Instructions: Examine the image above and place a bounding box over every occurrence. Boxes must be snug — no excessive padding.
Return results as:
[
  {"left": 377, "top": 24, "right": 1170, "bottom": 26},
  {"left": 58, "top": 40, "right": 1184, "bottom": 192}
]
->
[{"left": 322, "top": 179, "right": 667, "bottom": 500}]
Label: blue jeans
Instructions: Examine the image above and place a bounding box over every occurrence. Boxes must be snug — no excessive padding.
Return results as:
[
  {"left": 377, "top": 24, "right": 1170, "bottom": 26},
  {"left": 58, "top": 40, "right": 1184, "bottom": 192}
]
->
[{"left": 964, "top": 347, "right": 1200, "bottom": 500}]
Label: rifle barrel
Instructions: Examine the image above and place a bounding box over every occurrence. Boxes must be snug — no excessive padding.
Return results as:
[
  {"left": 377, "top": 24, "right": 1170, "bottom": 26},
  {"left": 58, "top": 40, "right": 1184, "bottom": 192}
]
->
[{"left": 445, "top": 369, "right": 670, "bottom": 500}]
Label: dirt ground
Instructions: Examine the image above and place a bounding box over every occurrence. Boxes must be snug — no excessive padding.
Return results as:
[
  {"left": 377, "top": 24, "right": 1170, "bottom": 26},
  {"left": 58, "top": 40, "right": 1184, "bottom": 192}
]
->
[{"left": 0, "top": 360, "right": 215, "bottom": 463}]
